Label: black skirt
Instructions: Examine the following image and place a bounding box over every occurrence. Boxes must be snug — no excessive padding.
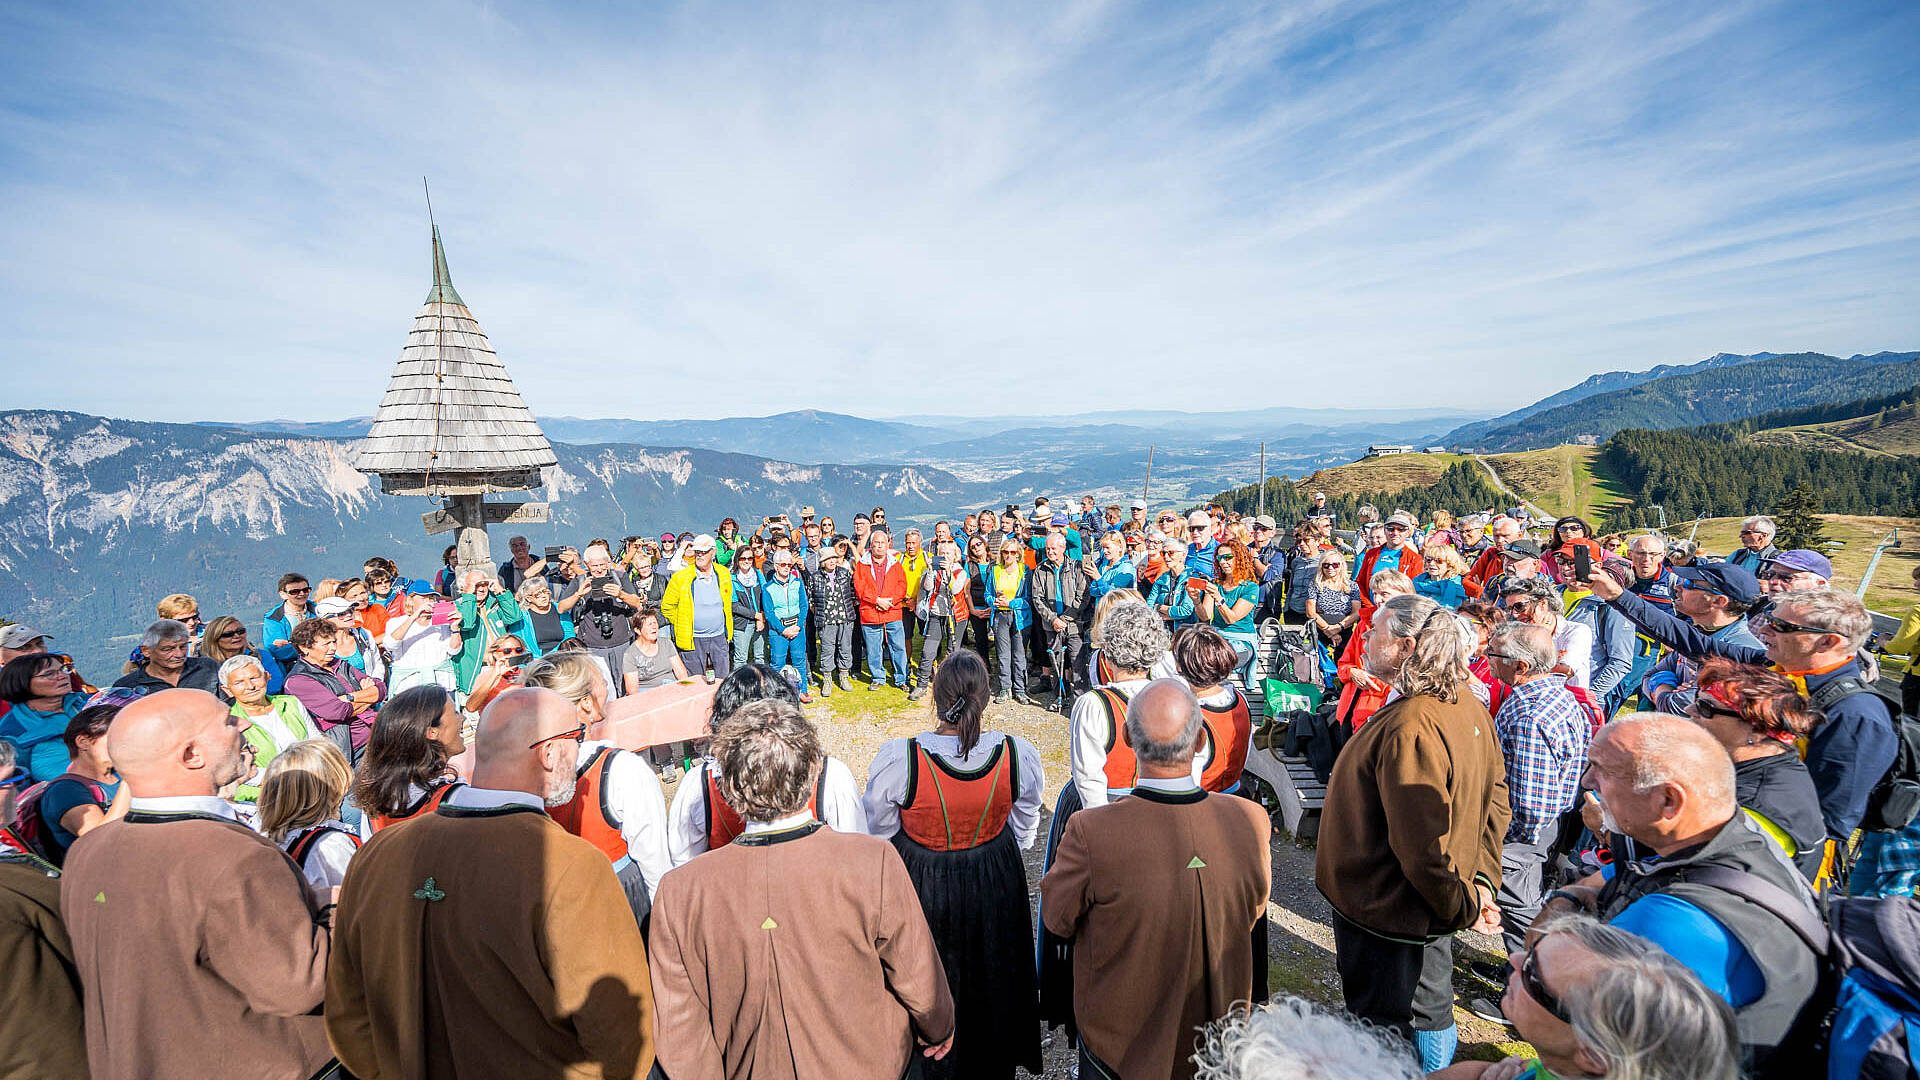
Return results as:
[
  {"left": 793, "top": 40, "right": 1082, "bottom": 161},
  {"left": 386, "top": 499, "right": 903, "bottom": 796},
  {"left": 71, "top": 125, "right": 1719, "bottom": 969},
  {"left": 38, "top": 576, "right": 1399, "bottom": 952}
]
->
[
  {"left": 892, "top": 826, "right": 1043, "bottom": 1080},
  {"left": 1036, "top": 783, "right": 1083, "bottom": 1035}
]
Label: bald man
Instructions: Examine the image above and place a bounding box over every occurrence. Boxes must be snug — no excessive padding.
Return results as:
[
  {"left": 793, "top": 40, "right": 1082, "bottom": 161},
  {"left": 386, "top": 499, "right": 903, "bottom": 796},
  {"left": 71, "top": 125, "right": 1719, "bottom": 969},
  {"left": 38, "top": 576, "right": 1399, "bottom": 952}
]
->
[
  {"left": 327, "top": 688, "right": 655, "bottom": 1079},
  {"left": 1040, "top": 679, "right": 1271, "bottom": 1080},
  {"left": 1543, "top": 713, "right": 1818, "bottom": 1067},
  {"left": 59, "top": 688, "right": 338, "bottom": 1080}
]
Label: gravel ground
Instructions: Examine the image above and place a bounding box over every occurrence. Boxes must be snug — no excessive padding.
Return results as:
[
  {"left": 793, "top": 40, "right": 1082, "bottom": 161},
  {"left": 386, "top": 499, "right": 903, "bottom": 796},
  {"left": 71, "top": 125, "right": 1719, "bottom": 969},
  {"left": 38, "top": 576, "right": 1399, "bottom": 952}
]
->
[{"left": 677, "top": 671, "right": 1532, "bottom": 1076}]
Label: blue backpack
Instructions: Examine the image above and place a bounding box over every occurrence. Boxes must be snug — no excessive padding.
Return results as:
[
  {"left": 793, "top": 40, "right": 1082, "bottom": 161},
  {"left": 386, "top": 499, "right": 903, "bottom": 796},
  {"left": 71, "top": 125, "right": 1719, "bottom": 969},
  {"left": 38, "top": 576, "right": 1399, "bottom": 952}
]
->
[{"left": 1689, "top": 866, "right": 1920, "bottom": 1080}]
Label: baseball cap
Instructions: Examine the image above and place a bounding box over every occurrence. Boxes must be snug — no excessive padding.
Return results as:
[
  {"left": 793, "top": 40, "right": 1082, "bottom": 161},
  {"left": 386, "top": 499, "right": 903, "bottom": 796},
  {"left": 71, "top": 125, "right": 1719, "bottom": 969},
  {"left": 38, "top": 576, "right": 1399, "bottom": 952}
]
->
[
  {"left": 314, "top": 597, "right": 354, "bottom": 617},
  {"left": 1502, "top": 539, "right": 1545, "bottom": 560},
  {"left": 1130, "top": 499, "right": 1147, "bottom": 511},
  {"left": 1765, "top": 549, "right": 1832, "bottom": 579},
  {"left": 1311, "top": 491, "right": 1327, "bottom": 499},
  {"left": 1253, "top": 515, "right": 1277, "bottom": 531},
  {"left": 1051, "top": 514, "right": 1070, "bottom": 527},
  {"left": 659, "top": 532, "right": 676, "bottom": 544},
  {"left": 1386, "top": 511, "right": 1416, "bottom": 528},
  {"left": 691, "top": 533, "right": 717, "bottom": 553},
  {"left": 404, "top": 580, "right": 437, "bottom": 595},
  {"left": 0, "top": 625, "right": 49, "bottom": 650},
  {"left": 1672, "top": 562, "right": 1762, "bottom": 606}
]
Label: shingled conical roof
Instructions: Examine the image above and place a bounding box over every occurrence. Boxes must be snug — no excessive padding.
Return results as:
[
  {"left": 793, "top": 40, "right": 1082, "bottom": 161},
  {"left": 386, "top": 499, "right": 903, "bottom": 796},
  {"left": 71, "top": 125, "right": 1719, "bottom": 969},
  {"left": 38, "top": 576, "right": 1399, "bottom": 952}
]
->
[{"left": 354, "top": 226, "right": 557, "bottom": 496}]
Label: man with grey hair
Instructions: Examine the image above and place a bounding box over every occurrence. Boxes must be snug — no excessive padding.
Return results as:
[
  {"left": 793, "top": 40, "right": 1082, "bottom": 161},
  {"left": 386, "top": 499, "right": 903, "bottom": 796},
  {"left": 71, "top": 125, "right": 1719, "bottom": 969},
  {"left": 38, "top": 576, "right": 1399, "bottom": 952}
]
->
[
  {"left": 110, "top": 619, "right": 221, "bottom": 695},
  {"left": 1544, "top": 713, "right": 1817, "bottom": 1068},
  {"left": 649, "top": 698, "right": 955, "bottom": 1079},
  {"left": 1317, "top": 592, "right": 1508, "bottom": 1069},
  {"left": 1728, "top": 515, "right": 1780, "bottom": 575},
  {"left": 1042, "top": 679, "right": 1271, "bottom": 1080},
  {"left": 1585, "top": 572, "right": 1897, "bottom": 851},
  {"left": 1469, "top": 621, "right": 1591, "bottom": 1025}
]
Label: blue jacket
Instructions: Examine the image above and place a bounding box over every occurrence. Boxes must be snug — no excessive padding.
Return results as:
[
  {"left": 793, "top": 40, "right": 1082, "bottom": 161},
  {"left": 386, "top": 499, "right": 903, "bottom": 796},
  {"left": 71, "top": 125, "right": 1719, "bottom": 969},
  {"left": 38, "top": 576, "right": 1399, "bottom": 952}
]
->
[
  {"left": 1645, "top": 617, "right": 1763, "bottom": 715},
  {"left": 1606, "top": 588, "right": 1898, "bottom": 838},
  {"left": 761, "top": 572, "right": 811, "bottom": 631},
  {"left": 1411, "top": 573, "right": 1467, "bottom": 609},
  {"left": 1149, "top": 569, "right": 1196, "bottom": 624},
  {"left": 984, "top": 564, "right": 1031, "bottom": 632},
  {"left": 1566, "top": 593, "right": 1638, "bottom": 698},
  {"left": 1087, "top": 556, "right": 1137, "bottom": 604},
  {"left": 504, "top": 610, "right": 574, "bottom": 659},
  {"left": 261, "top": 603, "right": 307, "bottom": 665}
]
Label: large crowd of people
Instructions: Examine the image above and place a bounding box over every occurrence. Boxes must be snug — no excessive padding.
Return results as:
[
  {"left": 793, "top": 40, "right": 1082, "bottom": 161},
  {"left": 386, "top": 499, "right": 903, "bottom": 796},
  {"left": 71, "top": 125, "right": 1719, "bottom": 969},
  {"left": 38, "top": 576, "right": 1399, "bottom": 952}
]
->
[{"left": 3, "top": 495, "right": 1919, "bottom": 1080}]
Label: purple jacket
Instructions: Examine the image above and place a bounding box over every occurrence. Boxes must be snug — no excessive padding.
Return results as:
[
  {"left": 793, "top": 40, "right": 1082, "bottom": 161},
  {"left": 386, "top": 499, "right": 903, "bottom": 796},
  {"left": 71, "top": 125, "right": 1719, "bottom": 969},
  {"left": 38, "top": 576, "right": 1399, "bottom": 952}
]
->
[{"left": 283, "top": 657, "right": 384, "bottom": 750}]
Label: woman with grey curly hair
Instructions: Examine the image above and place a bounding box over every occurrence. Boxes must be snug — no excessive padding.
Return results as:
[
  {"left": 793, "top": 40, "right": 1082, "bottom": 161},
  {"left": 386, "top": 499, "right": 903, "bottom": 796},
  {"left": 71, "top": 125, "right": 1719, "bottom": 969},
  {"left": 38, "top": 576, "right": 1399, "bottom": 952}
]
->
[
  {"left": 1194, "top": 997, "right": 1424, "bottom": 1080},
  {"left": 1316, "top": 591, "right": 1509, "bottom": 1072}
]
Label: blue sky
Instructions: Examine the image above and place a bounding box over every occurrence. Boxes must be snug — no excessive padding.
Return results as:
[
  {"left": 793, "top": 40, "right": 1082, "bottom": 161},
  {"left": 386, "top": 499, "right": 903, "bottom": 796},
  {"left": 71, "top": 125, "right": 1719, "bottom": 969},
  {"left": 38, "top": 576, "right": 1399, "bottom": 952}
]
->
[{"left": 2, "top": 0, "right": 1917, "bottom": 423}]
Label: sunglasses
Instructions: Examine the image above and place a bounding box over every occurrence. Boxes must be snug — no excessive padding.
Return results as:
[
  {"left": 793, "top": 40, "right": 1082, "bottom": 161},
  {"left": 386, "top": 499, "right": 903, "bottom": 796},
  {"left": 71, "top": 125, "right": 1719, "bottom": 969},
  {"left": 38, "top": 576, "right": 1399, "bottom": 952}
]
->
[
  {"left": 528, "top": 723, "right": 588, "bottom": 751},
  {"left": 1188, "top": 525, "right": 1208, "bottom": 533},
  {"left": 1688, "top": 699, "right": 1744, "bottom": 723},
  {"left": 218, "top": 629, "right": 248, "bottom": 641},
  {"left": 1484, "top": 651, "right": 1522, "bottom": 662},
  {"left": 285, "top": 586, "right": 312, "bottom": 595},
  {"left": 1520, "top": 946, "right": 1572, "bottom": 1024},
  {"left": 1762, "top": 612, "right": 1831, "bottom": 636}
]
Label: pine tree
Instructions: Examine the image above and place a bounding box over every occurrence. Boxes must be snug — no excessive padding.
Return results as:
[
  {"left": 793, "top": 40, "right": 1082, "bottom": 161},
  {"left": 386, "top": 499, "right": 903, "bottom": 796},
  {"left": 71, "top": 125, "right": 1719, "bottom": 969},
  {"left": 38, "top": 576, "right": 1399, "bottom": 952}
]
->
[{"left": 1771, "top": 485, "right": 1830, "bottom": 552}]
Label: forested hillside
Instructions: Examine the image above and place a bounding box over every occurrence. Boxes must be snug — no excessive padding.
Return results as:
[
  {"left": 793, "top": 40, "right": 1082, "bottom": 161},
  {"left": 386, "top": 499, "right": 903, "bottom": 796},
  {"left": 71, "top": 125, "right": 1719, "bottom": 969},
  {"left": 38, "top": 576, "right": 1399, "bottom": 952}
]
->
[
  {"left": 1215, "top": 461, "right": 1506, "bottom": 522},
  {"left": 1597, "top": 428, "right": 1920, "bottom": 529},
  {"left": 1454, "top": 351, "right": 1920, "bottom": 451}
]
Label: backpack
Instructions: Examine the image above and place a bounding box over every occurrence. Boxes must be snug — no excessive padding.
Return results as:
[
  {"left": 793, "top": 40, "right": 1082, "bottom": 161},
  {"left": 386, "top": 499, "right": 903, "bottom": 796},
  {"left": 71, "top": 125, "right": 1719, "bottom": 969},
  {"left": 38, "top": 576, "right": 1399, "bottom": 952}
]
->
[
  {"left": 1565, "top": 683, "right": 1608, "bottom": 733},
  {"left": 12, "top": 773, "right": 106, "bottom": 862},
  {"left": 1808, "top": 676, "right": 1920, "bottom": 833},
  {"left": 1686, "top": 866, "right": 1920, "bottom": 1080}
]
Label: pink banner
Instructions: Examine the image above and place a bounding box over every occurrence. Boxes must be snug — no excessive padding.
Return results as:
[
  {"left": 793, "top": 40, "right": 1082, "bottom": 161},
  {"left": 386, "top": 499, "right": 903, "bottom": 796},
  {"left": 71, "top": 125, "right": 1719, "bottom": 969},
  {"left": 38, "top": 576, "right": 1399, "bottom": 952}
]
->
[{"left": 447, "top": 679, "right": 718, "bottom": 780}]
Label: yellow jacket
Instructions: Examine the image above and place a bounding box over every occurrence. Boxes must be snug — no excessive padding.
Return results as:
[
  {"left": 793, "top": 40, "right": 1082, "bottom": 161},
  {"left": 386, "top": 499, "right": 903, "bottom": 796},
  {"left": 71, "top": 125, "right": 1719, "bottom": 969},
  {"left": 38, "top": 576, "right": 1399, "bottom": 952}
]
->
[
  {"left": 1888, "top": 607, "right": 1920, "bottom": 669},
  {"left": 898, "top": 550, "right": 930, "bottom": 612},
  {"left": 661, "top": 563, "right": 734, "bottom": 651}
]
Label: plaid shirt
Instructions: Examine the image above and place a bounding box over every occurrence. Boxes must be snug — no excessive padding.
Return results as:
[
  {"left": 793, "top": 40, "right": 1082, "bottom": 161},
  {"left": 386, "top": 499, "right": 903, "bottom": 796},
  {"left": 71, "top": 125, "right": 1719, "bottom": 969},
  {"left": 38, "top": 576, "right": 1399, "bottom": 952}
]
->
[
  {"left": 1494, "top": 674, "right": 1592, "bottom": 845},
  {"left": 1854, "top": 822, "right": 1920, "bottom": 898}
]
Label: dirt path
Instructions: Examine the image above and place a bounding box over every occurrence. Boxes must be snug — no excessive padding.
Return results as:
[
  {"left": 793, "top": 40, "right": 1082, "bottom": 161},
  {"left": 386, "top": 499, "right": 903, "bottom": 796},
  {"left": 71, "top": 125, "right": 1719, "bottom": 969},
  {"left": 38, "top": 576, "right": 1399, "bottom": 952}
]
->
[{"left": 1473, "top": 453, "right": 1552, "bottom": 522}]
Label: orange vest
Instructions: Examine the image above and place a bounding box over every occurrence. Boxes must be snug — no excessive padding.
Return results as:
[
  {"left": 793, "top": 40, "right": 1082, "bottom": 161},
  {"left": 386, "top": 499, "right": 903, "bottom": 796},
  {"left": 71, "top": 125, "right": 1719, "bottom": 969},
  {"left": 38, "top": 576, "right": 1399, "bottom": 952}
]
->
[
  {"left": 1199, "top": 689, "right": 1252, "bottom": 793},
  {"left": 703, "top": 762, "right": 830, "bottom": 851},
  {"left": 1094, "top": 686, "right": 1138, "bottom": 793},
  {"left": 369, "top": 780, "right": 463, "bottom": 833},
  {"left": 898, "top": 737, "right": 1017, "bottom": 851},
  {"left": 550, "top": 747, "right": 628, "bottom": 865}
]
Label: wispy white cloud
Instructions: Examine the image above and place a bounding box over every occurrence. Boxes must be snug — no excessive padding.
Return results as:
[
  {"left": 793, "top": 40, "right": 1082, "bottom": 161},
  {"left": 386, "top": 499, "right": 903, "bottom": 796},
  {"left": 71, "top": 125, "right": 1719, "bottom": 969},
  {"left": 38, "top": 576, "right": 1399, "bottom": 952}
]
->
[{"left": 0, "top": 0, "right": 1915, "bottom": 424}]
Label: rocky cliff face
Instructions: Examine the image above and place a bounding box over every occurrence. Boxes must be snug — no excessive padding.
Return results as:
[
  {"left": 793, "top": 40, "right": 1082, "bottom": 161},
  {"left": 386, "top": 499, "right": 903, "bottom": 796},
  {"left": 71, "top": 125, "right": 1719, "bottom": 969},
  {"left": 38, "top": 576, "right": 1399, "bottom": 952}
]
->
[{"left": 0, "top": 410, "right": 986, "bottom": 680}]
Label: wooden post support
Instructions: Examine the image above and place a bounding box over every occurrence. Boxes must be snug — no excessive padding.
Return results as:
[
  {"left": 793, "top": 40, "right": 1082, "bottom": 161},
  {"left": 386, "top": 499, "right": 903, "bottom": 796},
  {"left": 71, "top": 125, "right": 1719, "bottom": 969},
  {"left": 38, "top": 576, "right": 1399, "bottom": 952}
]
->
[{"left": 449, "top": 495, "right": 493, "bottom": 590}]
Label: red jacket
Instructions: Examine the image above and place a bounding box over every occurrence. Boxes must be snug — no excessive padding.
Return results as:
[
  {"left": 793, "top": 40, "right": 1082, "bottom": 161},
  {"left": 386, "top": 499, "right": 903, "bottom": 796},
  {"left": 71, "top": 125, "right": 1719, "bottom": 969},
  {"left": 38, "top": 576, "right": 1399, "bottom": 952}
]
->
[
  {"left": 1335, "top": 609, "right": 1390, "bottom": 729},
  {"left": 853, "top": 554, "right": 907, "bottom": 625},
  {"left": 1464, "top": 546, "right": 1503, "bottom": 598},
  {"left": 1357, "top": 544, "right": 1424, "bottom": 606}
]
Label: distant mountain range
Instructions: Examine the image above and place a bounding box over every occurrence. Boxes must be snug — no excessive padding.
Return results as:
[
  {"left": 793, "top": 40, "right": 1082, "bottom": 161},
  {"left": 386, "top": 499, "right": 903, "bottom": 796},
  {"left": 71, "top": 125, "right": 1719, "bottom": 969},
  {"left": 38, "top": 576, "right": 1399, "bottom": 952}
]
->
[
  {"left": 213, "top": 404, "right": 1480, "bottom": 466},
  {"left": 5, "top": 405, "right": 1466, "bottom": 680},
  {"left": 1445, "top": 351, "right": 1920, "bottom": 451}
]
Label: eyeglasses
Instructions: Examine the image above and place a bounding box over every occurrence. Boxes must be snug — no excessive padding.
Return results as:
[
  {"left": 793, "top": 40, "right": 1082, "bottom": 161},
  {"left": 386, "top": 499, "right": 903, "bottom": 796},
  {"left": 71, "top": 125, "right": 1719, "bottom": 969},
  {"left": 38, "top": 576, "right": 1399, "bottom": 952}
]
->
[
  {"left": 1762, "top": 612, "right": 1831, "bottom": 636},
  {"left": 1483, "top": 651, "right": 1522, "bottom": 662},
  {"left": 1762, "top": 571, "right": 1800, "bottom": 582},
  {"left": 1678, "top": 581, "right": 1725, "bottom": 598},
  {"left": 1519, "top": 945, "right": 1572, "bottom": 1024},
  {"left": 528, "top": 723, "right": 588, "bottom": 751}
]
